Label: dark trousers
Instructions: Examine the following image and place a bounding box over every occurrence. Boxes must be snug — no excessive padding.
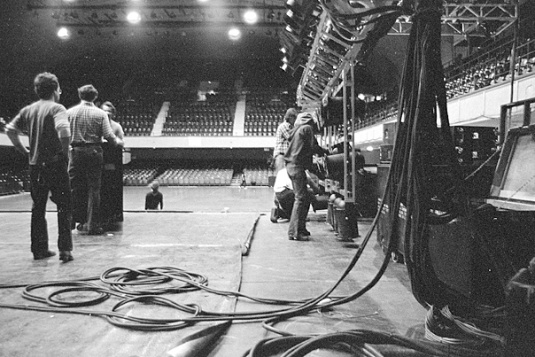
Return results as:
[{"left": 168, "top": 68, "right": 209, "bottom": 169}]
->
[
  {"left": 29, "top": 162, "right": 73, "bottom": 254},
  {"left": 276, "top": 188, "right": 295, "bottom": 219},
  {"left": 287, "top": 164, "right": 310, "bottom": 238},
  {"left": 69, "top": 146, "right": 103, "bottom": 232}
]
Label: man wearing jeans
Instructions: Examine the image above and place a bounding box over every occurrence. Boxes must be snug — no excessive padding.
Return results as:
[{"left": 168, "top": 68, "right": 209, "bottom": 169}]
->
[
  {"left": 6, "top": 72, "right": 74, "bottom": 262},
  {"left": 67, "top": 85, "right": 123, "bottom": 235},
  {"left": 284, "top": 112, "right": 326, "bottom": 241}
]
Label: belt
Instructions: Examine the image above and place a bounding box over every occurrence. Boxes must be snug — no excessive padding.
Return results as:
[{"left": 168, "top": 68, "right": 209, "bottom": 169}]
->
[{"left": 71, "top": 142, "right": 101, "bottom": 147}]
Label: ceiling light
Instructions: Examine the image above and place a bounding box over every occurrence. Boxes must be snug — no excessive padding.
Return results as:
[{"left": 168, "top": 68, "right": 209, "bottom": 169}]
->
[
  {"left": 228, "top": 27, "right": 241, "bottom": 41},
  {"left": 243, "top": 10, "right": 258, "bottom": 24},
  {"left": 127, "top": 11, "right": 142, "bottom": 24},
  {"left": 57, "top": 27, "right": 70, "bottom": 40}
]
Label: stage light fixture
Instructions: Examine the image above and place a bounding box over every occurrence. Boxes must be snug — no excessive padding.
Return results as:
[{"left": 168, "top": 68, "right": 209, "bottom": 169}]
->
[
  {"left": 127, "top": 11, "right": 142, "bottom": 24},
  {"left": 228, "top": 27, "right": 241, "bottom": 41},
  {"left": 243, "top": 9, "right": 258, "bottom": 24},
  {"left": 57, "top": 27, "right": 70, "bottom": 39}
]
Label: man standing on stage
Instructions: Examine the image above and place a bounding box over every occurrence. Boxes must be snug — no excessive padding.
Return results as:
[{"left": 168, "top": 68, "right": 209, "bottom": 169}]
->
[
  {"left": 67, "top": 84, "right": 123, "bottom": 235},
  {"left": 284, "top": 112, "right": 326, "bottom": 241},
  {"left": 6, "top": 72, "right": 74, "bottom": 262}
]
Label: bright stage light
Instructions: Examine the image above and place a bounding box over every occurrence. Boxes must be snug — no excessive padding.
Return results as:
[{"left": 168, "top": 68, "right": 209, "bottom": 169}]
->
[
  {"left": 243, "top": 10, "right": 258, "bottom": 24},
  {"left": 57, "top": 27, "right": 70, "bottom": 39},
  {"left": 228, "top": 27, "right": 241, "bottom": 41},
  {"left": 126, "top": 11, "right": 142, "bottom": 24}
]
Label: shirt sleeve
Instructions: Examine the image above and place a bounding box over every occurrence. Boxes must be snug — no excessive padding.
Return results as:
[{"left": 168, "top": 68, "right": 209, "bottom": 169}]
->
[{"left": 53, "top": 106, "right": 71, "bottom": 138}]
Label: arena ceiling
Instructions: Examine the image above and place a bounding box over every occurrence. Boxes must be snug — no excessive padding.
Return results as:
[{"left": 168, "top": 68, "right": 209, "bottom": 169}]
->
[{"left": 0, "top": 0, "right": 522, "bottom": 114}]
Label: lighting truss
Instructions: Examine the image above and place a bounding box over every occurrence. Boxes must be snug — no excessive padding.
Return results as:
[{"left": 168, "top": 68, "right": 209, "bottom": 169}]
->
[
  {"left": 26, "top": 0, "right": 286, "bottom": 30},
  {"left": 288, "top": 0, "right": 518, "bottom": 108}
]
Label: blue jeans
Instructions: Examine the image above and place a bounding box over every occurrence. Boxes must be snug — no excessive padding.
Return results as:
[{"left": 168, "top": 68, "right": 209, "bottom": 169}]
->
[
  {"left": 29, "top": 161, "right": 73, "bottom": 254},
  {"left": 286, "top": 164, "right": 310, "bottom": 238},
  {"left": 69, "top": 146, "right": 103, "bottom": 232}
]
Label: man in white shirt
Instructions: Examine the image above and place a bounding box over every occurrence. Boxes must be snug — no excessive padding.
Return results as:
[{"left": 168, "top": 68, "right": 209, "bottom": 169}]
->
[{"left": 271, "top": 167, "right": 320, "bottom": 223}]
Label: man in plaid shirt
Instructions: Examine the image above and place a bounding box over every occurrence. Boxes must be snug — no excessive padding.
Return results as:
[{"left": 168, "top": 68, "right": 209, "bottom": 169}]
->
[
  {"left": 67, "top": 84, "right": 123, "bottom": 235},
  {"left": 273, "top": 108, "right": 298, "bottom": 172}
]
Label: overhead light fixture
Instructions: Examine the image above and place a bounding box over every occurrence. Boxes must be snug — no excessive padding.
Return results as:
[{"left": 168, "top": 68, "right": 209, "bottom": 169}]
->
[
  {"left": 243, "top": 9, "right": 258, "bottom": 24},
  {"left": 127, "top": 11, "right": 142, "bottom": 24},
  {"left": 228, "top": 27, "right": 241, "bottom": 41},
  {"left": 57, "top": 27, "right": 70, "bottom": 40}
]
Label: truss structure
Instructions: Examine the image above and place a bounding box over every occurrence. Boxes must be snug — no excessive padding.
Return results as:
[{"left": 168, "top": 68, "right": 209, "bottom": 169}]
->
[{"left": 26, "top": 0, "right": 286, "bottom": 30}]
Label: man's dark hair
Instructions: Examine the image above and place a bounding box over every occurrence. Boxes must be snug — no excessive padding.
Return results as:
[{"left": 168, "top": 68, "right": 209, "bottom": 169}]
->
[
  {"left": 78, "top": 84, "right": 98, "bottom": 102},
  {"left": 33, "top": 72, "right": 59, "bottom": 99},
  {"left": 101, "top": 101, "right": 116, "bottom": 115}
]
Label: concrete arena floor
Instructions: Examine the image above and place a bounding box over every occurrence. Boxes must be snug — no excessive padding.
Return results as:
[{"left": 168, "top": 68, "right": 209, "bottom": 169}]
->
[{"left": 0, "top": 186, "right": 428, "bottom": 357}]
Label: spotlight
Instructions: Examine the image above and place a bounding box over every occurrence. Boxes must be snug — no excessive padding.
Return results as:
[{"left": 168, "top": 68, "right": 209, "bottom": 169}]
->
[
  {"left": 228, "top": 27, "right": 241, "bottom": 41},
  {"left": 127, "top": 11, "right": 142, "bottom": 24},
  {"left": 243, "top": 9, "right": 258, "bottom": 24},
  {"left": 57, "top": 27, "right": 70, "bottom": 40}
]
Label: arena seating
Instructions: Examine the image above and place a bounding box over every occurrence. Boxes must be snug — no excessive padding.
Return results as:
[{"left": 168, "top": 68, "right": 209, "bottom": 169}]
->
[
  {"left": 163, "top": 93, "right": 235, "bottom": 136},
  {"left": 244, "top": 89, "right": 294, "bottom": 136},
  {"left": 242, "top": 166, "right": 275, "bottom": 186},
  {"left": 123, "top": 167, "right": 159, "bottom": 186},
  {"left": 363, "top": 36, "right": 535, "bottom": 128},
  {"left": 0, "top": 167, "right": 27, "bottom": 196},
  {"left": 114, "top": 99, "right": 158, "bottom": 136},
  {"left": 156, "top": 167, "right": 234, "bottom": 186}
]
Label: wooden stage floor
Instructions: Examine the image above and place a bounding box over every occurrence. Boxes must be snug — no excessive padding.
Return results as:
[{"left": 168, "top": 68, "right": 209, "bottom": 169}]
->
[{"left": 0, "top": 187, "right": 427, "bottom": 357}]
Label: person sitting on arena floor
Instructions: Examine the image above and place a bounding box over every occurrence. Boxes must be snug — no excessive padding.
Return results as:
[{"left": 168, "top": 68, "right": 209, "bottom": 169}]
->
[{"left": 145, "top": 180, "right": 163, "bottom": 210}]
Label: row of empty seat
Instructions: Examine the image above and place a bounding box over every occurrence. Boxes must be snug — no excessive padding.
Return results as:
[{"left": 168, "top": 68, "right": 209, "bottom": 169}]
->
[
  {"left": 156, "top": 168, "right": 234, "bottom": 186},
  {"left": 445, "top": 37, "right": 535, "bottom": 99},
  {"left": 363, "top": 37, "right": 535, "bottom": 129},
  {"left": 0, "top": 168, "right": 27, "bottom": 196},
  {"left": 122, "top": 164, "right": 274, "bottom": 186}
]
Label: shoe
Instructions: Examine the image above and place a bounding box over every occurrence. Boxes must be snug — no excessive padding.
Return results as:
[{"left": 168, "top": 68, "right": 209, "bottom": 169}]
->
[
  {"left": 87, "top": 227, "right": 104, "bottom": 235},
  {"left": 33, "top": 250, "right": 56, "bottom": 260},
  {"left": 270, "top": 208, "right": 279, "bottom": 223},
  {"left": 299, "top": 229, "right": 311, "bottom": 236},
  {"left": 288, "top": 234, "right": 309, "bottom": 241},
  {"left": 59, "top": 251, "right": 74, "bottom": 263},
  {"left": 76, "top": 223, "right": 87, "bottom": 232}
]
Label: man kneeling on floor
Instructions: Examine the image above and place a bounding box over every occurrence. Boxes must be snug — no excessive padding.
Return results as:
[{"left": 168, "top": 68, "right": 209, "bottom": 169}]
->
[{"left": 271, "top": 167, "right": 324, "bottom": 223}]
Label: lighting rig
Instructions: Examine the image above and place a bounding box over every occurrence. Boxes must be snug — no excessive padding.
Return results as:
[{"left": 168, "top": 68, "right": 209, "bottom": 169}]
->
[
  {"left": 26, "top": 0, "right": 287, "bottom": 38},
  {"left": 277, "top": 0, "right": 518, "bottom": 203}
]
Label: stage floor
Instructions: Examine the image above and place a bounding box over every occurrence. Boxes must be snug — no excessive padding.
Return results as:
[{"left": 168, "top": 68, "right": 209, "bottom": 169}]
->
[{"left": 0, "top": 187, "right": 427, "bottom": 357}]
